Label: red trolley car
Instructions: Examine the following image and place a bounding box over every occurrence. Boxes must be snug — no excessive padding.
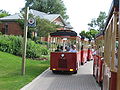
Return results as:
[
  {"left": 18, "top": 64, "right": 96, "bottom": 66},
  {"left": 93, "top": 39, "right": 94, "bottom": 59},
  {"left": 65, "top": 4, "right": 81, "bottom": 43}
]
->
[
  {"left": 81, "top": 38, "right": 94, "bottom": 65},
  {"left": 102, "top": 0, "right": 119, "bottom": 90},
  {"left": 50, "top": 30, "right": 81, "bottom": 74},
  {"left": 93, "top": 33, "right": 104, "bottom": 85},
  {"left": 94, "top": 0, "right": 120, "bottom": 90},
  {"left": 80, "top": 38, "right": 88, "bottom": 65}
]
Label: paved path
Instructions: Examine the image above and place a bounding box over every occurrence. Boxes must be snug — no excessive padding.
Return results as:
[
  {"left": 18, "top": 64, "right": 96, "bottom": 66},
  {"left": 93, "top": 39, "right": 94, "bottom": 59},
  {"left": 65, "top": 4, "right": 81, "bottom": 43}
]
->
[{"left": 21, "top": 61, "right": 101, "bottom": 90}]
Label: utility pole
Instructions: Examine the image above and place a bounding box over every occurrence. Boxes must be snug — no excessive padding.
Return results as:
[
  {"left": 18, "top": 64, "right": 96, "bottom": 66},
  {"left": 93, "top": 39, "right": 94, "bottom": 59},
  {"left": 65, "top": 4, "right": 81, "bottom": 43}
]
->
[{"left": 22, "top": 6, "right": 29, "bottom": 75}]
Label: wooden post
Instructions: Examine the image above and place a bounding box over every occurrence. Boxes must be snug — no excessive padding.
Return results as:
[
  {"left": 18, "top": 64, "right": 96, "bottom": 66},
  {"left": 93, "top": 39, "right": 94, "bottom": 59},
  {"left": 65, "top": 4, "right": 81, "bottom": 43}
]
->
[
  {"left": 103, "top": 23, "right": 112, "bottom": 90},
  {"left": 117, "top": 2, "right": 120, "bottom": 90},
  {"left": 104, "top": 30, "right": 107, "bottom": 65},
  {"left": 105, "top": 24, "right": 112, "bottom": 67},
  {"left": 111, "top": 10, "right": 117, "bottom": 72},
  {"left": 22, "top": 6, "right": 29, "bottom": 75},
  {"left": 104, "top": 29, "right": 109, "bottom": 66}
]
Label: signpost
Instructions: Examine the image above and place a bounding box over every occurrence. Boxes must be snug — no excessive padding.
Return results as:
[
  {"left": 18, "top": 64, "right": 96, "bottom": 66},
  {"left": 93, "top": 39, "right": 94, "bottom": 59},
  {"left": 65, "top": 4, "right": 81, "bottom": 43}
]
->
[
  {"left": 22, "top": 1, "right": 36, "bottom": 75},
  {"left": 28, "top": 18, "right": 36, "bottom": 27},
  {"left": 22, "top": 6, "right": 29, "bottom": 75}
]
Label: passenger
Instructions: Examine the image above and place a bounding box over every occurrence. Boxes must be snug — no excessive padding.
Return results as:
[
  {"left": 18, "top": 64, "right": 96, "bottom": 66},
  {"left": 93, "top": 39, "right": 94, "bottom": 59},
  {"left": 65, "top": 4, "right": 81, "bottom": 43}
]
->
[
  {"left": 55, "top": 46, "right": 63, "bottom": 52},
  {"left": 60, "top": 46, "right": 63, "bottom": 52},
  {"left": 69, "top": 45, "right": 77, "bottom": 52},
  {"left": 65, "top": 46, "right": 70, "bottom": 52},
  {"left": 55, "top": 46, "right": 60, "bottom": 52}
]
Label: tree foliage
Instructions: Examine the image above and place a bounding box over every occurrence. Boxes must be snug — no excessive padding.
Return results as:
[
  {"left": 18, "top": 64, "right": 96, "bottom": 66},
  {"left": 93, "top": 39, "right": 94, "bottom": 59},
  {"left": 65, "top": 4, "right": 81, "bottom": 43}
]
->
[
  {"left": 25, "top": 0, "right": 69, "bottom": 20},
  {"left": 36, "top": 17, "right": 59, "bottom": 37},
  {"left": 79, "top": 30, "right": 86, "bottom": 39},
  {"left": 0, "top": 10, "right": 10, "bottom": 18},
  {"left": 88, "top": 11, "right": 107, "bottom": 31},
  {"left": 79, "top": 29, "right": 99, "bottom": 40}
]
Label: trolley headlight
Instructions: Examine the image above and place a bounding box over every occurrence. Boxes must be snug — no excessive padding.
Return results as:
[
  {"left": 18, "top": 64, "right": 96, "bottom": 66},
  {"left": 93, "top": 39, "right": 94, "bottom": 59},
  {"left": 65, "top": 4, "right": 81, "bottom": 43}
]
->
[
  {"left": 70, "top": 69, "right": 73, "bottom": 71},
  {"left": 53, "top": 68, "right": 56, "bottom": 70}
]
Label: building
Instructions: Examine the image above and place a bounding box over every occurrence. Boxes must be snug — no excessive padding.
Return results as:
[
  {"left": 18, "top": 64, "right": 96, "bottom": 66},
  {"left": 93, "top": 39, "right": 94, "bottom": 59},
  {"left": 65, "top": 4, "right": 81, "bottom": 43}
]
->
[{"left": 0, "top": 9, "right": 72, "bottom": 37}]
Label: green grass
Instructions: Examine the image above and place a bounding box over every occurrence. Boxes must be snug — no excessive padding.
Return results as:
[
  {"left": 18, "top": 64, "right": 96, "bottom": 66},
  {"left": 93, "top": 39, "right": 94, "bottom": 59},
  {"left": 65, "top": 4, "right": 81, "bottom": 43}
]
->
[{"left": 0, "top": 51, "right": 50, "bottom": 90}]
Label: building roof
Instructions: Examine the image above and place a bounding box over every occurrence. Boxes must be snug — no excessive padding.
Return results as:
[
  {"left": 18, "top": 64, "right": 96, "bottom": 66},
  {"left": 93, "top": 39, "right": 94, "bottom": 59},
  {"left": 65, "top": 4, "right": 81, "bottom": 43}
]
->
[
  {"left": 44, "top": 14, "right": 60, "bottom": 22},
  {"left": 0, "top": 13, "right": 22, "bottom": 21},
  {"left": 64, "top": 23, "right": 73, "bottom": 29},
  {"left": 0, "top": 9, "right": 66, "bottom": 26}
]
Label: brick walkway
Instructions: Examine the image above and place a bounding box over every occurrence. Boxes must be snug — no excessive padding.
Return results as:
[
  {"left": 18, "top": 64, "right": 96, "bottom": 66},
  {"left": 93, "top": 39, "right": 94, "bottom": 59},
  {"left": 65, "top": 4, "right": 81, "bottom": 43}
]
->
[{"left": 21, "top": 61, "right": 101, "bottom": 90}]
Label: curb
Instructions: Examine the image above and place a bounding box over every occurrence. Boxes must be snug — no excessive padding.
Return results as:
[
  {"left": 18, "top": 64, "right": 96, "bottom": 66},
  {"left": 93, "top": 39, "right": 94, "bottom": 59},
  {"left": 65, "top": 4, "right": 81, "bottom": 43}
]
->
[{"left": 20, "top": 68, "right": 50, "bottom": 90}]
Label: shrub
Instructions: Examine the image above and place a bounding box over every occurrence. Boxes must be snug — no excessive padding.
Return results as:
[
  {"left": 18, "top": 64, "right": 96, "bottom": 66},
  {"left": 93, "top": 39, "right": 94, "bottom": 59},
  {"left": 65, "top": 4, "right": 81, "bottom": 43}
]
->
[
  {"left": 0, "top": 35, "right": 48, "bottom": 58},
  {"left": 40, "top": 46, "right": 48, "bottom": 55},
  {"left": 36, "top": 40, "right": 48, "bottom": 45},
  {"left": 0, "top": 35, "right": 22, "bottom": 55},
  {"left": 0, "top": 32, "right": 2, "bottom": 35},
  {"left": 27, "top": 40, "right": 41, "bottom": 58},
  {"left": 8, "top": 36, "right": 22, "bottom": 56}
]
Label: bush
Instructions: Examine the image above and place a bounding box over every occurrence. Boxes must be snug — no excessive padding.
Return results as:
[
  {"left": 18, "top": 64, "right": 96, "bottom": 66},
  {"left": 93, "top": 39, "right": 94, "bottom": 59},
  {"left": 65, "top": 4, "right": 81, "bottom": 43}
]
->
[
  {"left": 40, "top": 46, "right": 48, "bottom": 55},
  {"left": 0, "top": 35, "right": 48, "bottom": 58},
  {"left": 27, "top": 40, "right": 41, "bottom": 58},
  {"left": 0, "top": 32, "right": 2, "bottom": 35},
  {"left": 36, "top": 40, "right": 48, "bottom": 45}
]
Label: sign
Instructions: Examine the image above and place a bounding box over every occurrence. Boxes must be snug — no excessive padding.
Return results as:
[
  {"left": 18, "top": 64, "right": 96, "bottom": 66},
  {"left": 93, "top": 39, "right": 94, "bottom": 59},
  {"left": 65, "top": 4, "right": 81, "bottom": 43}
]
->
[{"left": 28, "top": 18, "right": 36, "bottom": 27}]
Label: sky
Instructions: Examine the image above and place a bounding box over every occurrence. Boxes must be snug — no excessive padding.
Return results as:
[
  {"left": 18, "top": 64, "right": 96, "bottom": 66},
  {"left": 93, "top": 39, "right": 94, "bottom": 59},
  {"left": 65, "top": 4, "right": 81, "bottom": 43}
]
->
[
  {"left": 63, "top": 0, "right": 112, "bottom": 33},
  {"left": 0, "top": 0, "right": 113, "bottom": 33}
]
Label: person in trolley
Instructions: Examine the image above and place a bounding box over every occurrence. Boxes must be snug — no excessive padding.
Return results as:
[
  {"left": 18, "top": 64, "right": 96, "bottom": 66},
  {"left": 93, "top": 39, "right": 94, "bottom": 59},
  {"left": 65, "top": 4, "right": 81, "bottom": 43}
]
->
[{"left": 69, "top": 45, "right": 77, "bottom": 52}]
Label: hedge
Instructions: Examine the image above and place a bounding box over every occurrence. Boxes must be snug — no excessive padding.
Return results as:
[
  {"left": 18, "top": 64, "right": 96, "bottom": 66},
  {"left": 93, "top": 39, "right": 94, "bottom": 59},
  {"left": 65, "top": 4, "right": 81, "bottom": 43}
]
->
[{"left": 0, "top": 35, "right": 48, "bottom": 58}]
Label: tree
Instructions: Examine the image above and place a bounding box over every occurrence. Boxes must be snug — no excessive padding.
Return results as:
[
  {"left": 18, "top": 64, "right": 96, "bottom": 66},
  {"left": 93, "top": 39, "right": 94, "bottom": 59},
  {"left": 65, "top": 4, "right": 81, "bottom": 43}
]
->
[
  {"left": 0, "top": 10, "right": 10, "bottom": 18},
  {"left": 85, "top": 31, "right": 92, "bottom": 40},
  {"left": 88, "top": 11, "right": 107, "bottom": 31},
  {"left": 79, "top": 29, "right": 99, "bottom": 40},
  {"left": 35, "top": 17, "right": 60, "bottom": 37},
  {"left": 79, "top": 30, "right": 92, "bottom": 40},
  {"left": 25, "top": 0, "right": 69, "bottom": 20},
  {"left": 79, "top": 30, "right": 86, "bottom": 39},
  {"left": 89, "top": 29, "right": 99, "bottom": 39}
]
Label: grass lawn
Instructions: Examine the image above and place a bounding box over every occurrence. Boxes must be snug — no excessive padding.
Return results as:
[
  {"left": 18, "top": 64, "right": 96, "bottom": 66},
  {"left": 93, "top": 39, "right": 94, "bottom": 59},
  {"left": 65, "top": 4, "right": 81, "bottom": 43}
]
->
[{"left": 0, "top": 51, "right": 50, "bottom": 90}]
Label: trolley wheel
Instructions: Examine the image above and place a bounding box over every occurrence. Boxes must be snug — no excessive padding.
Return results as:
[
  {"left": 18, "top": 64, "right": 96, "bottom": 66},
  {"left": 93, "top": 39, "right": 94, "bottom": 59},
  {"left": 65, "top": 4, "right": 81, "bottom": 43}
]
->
[
  {"left": 98, "top": 81, "right": 103, "bottom": 87},
  {"left": 73, "top": 70, "right": 77, "bottom": 74},
  {"left": 101, "top": 82, "right": 103, "bottom": 90},
  {"left": 81, "top": 62, "right": 84, "bottom": 65}
]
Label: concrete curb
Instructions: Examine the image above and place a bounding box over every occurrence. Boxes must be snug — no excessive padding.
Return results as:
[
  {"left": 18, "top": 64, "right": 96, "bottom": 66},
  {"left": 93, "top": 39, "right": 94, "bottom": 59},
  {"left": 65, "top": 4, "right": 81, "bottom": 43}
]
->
[{"left": 20, "top": 68, "right": 50, "bottom": 90}]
